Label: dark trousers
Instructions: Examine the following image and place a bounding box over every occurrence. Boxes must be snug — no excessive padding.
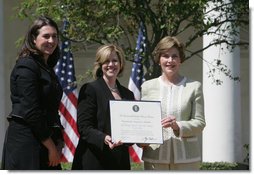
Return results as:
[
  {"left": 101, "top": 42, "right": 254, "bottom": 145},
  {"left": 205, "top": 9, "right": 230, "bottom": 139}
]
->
[{"left": 1, "top": 119, "right": 62, "bottom": 170}]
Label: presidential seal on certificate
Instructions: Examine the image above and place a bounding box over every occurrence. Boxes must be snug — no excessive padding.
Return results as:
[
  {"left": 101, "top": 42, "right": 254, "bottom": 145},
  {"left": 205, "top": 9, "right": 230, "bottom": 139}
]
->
[{"left": 109, "top": 100, "right": 163, "bottom": 144}]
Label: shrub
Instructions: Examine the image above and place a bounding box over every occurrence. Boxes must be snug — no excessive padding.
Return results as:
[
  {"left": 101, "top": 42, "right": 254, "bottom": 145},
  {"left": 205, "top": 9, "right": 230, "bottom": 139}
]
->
[{"left": 200, "top": 162, "right": 249, "bottom": 170}]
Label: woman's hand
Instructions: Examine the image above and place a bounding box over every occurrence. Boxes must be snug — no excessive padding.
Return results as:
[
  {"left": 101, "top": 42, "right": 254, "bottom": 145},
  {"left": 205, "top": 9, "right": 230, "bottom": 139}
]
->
[
  {"left": 104, "top": 135, "right": 123, "bottom": 149},
  {"left": 42, "top": 138, "right": 61, "bottom": 167},
  {"left": 161, "top": 115, "right": 179, "bottom": 131},
  {"left": 48, "top": 146, "right": 61, "bottom": 167}
]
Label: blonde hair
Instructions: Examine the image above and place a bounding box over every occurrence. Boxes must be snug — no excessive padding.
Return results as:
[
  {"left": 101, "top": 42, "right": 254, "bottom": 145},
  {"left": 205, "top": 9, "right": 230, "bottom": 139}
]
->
[
  {"left": 92, "top": 44, "right": 125, "bottom": 79},
  {"left": 153, "top": 36, "right": 185, "bottom": 63}
]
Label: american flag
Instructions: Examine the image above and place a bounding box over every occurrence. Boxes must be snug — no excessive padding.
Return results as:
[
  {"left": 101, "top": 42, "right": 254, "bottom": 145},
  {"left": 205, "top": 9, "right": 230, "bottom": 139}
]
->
[
  {"left": 128, "top": 22, "right": 146, "bottom": 163},
  {"left": 55, "top": 20, "right": 80, "bottom": 162}
]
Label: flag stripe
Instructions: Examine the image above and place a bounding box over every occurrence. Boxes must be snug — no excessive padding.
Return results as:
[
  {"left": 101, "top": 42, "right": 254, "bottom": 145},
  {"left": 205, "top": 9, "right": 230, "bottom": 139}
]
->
[
  {"left": 61, "top": 154, "right": 68, "bottom": 163},
  {"left": 60, "top": 116, "right": 79, "bottom": 162},
  {"left": 59, "top": 111, "right": 79, "bottom": 145},
  {"left": 59, "top": 93, "right": 77, "bottom": 121},
  {"left": 59, "top": 100, "right": 79, "bottom": 137},
  {"left": 55, "top": 20, "right": 79, "bottom": 162},
  {"left": 67, "top": 91, "right": 78, "bottom": 108},
  {"left": 128, "top": 22, "right": 146, "bottom": 163},
  {"left": 62, "top": 131, "right": 76, "bottom": 155},
  {"left": 128, "top": 78, "right": 141, "bottom": 100},
  {"left": 128, "top": 146, "right": 142, "bottom": 162}
]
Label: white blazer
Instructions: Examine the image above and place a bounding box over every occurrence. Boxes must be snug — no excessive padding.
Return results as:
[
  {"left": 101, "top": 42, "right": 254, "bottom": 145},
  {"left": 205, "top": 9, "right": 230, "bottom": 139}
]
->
[{"left": 141, "top": 76, "right": 206, "bottom": 164}]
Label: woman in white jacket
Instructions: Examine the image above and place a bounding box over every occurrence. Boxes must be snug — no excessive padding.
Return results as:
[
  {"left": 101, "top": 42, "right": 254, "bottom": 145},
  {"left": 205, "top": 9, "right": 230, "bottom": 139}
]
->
[{"left": 141, "top": 36, "right": 206, "bottom": 170}]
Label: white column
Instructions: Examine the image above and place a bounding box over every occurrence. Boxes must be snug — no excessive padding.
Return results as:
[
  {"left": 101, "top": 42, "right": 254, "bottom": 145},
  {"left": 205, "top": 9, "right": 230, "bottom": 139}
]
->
[
  {"left": 202, "top": 1, "right": 242, "bottom": 162},
  {"left": 0, "top": 0, "right": 6, "bottom": 161}
]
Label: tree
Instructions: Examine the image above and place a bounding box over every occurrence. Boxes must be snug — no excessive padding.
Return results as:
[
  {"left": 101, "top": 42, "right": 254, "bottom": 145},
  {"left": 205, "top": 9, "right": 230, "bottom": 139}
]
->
[{"left": 15, "top": 0, "right": 249, "bottom": 81}]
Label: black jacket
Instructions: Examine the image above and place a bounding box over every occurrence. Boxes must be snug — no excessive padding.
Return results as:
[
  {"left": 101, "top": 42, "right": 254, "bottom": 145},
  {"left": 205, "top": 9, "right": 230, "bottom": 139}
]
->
[
  {"left": 9, "top": 55, "right": 63, "bottom": 141},
  {"left": 72, "top": 77, "right": 135, "bottom": 170}
]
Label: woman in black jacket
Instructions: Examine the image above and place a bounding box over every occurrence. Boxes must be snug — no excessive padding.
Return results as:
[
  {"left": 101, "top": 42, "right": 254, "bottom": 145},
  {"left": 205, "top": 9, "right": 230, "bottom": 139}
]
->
[
  {"left": 72, "top": 44, "right": 135, "bottom": 170},
  {"left": 1, "top": 16, "right": 63, "bottom": 170}
]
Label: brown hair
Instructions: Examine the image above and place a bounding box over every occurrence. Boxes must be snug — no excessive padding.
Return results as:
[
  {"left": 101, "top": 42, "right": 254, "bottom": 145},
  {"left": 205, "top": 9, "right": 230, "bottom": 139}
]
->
[
  {"left": 18, "top": 16, "right": 60, "bottom": 68},
  {"left": 153, "top": 36, "right": 185, "bottom": 64}
]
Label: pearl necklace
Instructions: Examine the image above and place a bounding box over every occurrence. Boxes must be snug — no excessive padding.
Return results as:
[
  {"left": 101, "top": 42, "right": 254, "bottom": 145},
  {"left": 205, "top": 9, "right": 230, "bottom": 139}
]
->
[{"left": 109, "top": 84, "right": 118, "bottom": 92}]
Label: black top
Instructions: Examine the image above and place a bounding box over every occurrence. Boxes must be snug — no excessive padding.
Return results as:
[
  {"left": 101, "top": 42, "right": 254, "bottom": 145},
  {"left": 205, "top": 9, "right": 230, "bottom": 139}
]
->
[
  {"left": 72, "top": 77, "right": 135, "bottom": 170},
  {"left": 8, "top": 55, "right": 63, "bottom": 141}
]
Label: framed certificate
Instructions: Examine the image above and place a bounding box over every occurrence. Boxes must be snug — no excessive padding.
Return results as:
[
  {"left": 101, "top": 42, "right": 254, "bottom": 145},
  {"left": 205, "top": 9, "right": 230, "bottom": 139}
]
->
[{"left": 109, "top": 100, "right": 163, "bottom": 144}]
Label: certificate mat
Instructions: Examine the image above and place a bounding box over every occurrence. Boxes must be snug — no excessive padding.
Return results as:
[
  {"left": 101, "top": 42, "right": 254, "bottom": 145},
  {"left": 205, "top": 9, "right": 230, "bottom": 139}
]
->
[{"left": 109, "top": 100, "right": 163, "bottom": 144}]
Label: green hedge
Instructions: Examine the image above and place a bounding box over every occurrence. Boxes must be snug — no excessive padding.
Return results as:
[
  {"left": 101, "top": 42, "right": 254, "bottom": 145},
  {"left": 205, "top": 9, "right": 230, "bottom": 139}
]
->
[
  {"left": 200, "top": 162, "right": 249, "bottom": 170},
  {"left": 130, "top": 161, "right": 250, "bottom": 170}
]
